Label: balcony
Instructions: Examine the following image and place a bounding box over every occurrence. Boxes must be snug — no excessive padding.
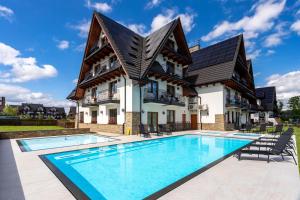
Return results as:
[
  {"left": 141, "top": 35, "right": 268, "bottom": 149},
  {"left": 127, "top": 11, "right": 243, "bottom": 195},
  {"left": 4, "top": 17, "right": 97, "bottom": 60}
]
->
[
  {"left": 226, "top": 98, "right": 241, "bottom": 108},
  {"left": 241, "top": 100, "right": 250, "bottom": 110},
  {"left": 82, "top": 90, "right": 120, "bottom": 107},
  {"left": 84, "top": 41, "right": 113, "bottom": 65},
  {"left": 143, "top": 88, "right": 185, "bottom": 107},
  {"left": 161, "top": 46, "right": 191, "bottom": 65}
]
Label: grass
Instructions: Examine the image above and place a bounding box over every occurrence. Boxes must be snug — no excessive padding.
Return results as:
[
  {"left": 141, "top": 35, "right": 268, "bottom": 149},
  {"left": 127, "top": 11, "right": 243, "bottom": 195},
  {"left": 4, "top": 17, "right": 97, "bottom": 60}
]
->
[
  {"left": 0, "top": 126, "right": 64, "bottom": 132},
  {"left": 292, "top": 126, "right": 300, "bottom": 172}
]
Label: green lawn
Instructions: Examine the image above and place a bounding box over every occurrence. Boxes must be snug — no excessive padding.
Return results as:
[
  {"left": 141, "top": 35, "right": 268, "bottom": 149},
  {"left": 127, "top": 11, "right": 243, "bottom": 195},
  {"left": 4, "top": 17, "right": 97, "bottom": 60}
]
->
[
  {"left": 292, "top": 126, "right": 300, "bottom": 172},
  {"left": 0, "top": 126, "right": 64, "bottom": 132}
]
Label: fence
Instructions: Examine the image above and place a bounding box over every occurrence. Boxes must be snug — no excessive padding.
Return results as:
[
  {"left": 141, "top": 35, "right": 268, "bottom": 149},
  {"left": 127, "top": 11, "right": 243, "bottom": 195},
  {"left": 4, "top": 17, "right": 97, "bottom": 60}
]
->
[{"left": 0, "top": 119, "right": 75, "bottom": 128}]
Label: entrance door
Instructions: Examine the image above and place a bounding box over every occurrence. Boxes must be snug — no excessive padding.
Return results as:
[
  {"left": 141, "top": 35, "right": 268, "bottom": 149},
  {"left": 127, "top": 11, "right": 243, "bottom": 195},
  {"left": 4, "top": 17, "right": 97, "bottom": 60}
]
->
[
  {"left": 191, "top": 114, "right": 197, "bottom": 130},
  {"left": 91, "top": 111, "right": 97, "bottom": 124},
  {"left": 182, "top": 114, "right": 186, "bottom": 129},
  {"left": 80, "top": 112, "right": 84, "bottom": 123},
  {"left": 147, "top": 112, "right": 158, "bottom": 131}
]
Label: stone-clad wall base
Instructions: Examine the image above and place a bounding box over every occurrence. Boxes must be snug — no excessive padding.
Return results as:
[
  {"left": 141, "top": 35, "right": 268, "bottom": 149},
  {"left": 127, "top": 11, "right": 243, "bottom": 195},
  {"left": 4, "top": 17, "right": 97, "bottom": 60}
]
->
[
  {"left": 0, "top": 128, "right": 90, "bottom": 139},
  {"left": 198, "top": 114, "right": 226, "bottom": 131},
  {"left": 125, "top": 112, "right": 140, "bottom": 135},
  {"left": 79, "top": 123, "right": 123, "bottom": 134}
]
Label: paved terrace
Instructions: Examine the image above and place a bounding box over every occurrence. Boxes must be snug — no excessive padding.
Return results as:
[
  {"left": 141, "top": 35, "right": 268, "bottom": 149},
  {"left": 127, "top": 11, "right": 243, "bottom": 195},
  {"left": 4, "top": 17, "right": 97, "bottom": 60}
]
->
[{"left": 0, "top": 131, "right": 299, "bottom": 200}]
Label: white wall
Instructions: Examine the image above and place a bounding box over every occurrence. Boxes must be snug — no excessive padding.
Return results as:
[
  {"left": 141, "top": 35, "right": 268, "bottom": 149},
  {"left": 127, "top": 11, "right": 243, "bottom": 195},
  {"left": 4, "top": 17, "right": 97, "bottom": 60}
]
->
[{"left": 196, "top": 84, "right": 224, "bottom": 123}]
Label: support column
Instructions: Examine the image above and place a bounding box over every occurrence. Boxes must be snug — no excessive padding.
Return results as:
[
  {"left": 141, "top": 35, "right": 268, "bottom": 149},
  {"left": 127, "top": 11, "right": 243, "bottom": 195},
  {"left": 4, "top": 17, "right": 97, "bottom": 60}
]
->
[{"left": 125, "top": 112, "right": 141, "bottom": 135}]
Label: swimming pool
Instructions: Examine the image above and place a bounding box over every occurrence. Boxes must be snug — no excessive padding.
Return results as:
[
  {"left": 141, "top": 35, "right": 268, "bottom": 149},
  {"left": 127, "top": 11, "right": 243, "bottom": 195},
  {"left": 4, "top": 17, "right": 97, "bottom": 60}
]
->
[
  {"left": 17, "top": 134, "right": 116, "bottom": 152},
  {"left": 41, "top": 135, "right": 251, "bottom": 199},
  {"left": 233, "top": 133, "right": 261, "bottom": 137}
]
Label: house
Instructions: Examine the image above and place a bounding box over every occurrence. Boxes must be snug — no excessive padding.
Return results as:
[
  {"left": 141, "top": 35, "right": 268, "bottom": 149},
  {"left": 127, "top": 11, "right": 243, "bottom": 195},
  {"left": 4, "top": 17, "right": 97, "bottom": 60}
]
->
[
  {"left": 68, "top": 106, "right": 77, "bottom": 119},
  {"left": 251, "top": 86, "right": 278, "bottom": 124},
  {"left": 0, "top": 97, "right": 5, "bottom": 113},
  {"left": 67, "top": 12, "right": 259, "bottom": 134},
  {"left": 10, "top": 103, "right": 66, "bottom": 119}
]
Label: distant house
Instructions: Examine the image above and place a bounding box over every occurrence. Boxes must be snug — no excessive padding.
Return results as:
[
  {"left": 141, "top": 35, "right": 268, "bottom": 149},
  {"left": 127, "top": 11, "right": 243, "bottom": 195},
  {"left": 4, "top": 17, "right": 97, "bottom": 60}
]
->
[
  {"left": 9, "top": 103, "right": 66, "bottom": 119},
  {"left": 0, "top": 97, "right": 5, "bottom": 113},
  {"left": 68, "top": 106, "right": 77, "bottom": 119}
]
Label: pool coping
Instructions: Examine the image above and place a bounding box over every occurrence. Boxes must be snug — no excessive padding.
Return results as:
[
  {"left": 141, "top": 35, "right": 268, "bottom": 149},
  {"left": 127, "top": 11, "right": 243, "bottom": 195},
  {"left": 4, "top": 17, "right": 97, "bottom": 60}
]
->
[
  {"left": 16, "top": 133, "right": 119, "bottom": 152},
  {"left": 39, "top": 134, "right": 255, "bottom": 200}
]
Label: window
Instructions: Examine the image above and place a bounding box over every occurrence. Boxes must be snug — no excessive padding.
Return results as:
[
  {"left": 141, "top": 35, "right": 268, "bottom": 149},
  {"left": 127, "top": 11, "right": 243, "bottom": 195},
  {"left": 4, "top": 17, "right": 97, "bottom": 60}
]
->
[
  {"left": 167, "top": 110, "right": 175, "bottom": 124},
  {"left": 91, "top": 87, "right": 97, "bottom": 99},
  {"left": 232, "top": 111, "right": 234, "bottom": 123},
  {"left": 166, "top": 39, "right": 175, "bottom": 50},
  {"left": 80, "top": 112, "right": 84, "bottom": 123},
  {"left": 147, "top": 80, "right": 158, "bottom": 98},
  {"left": 94, "top": 64, "right": 101, "bottom": 75},
  {"left": 226, "top": 88, "right": 230, "bottom": 104},
  {"left": 109, "top": 56, "right": 117, "bottom": 68},
  {"left": 167, "top": 85, "right": 175, "bottom": 97},
  {"left": 147, "top": 112, "right": 158, "bottom": 130},
  {"left": 109, "top": 81, "right": 117, "bottom": 95},
  {"left": 109, "top": 109, "right": 117, "bottom": 124},
  {"left": 166, "top": 61, "right": 175, "bottom": 74}
]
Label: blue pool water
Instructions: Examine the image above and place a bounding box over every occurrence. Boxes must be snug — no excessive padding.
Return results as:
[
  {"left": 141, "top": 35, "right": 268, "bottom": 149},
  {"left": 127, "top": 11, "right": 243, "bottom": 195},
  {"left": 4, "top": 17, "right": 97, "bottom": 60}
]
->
[
  {"left": 18, "top": 134, "right": 116, "bottom": 151},
  {"left": 234, "top": 133, "right": 261, "bottom": 137},
  {"left": 43, "top": 135, "right": 251, "bottom": 200}
]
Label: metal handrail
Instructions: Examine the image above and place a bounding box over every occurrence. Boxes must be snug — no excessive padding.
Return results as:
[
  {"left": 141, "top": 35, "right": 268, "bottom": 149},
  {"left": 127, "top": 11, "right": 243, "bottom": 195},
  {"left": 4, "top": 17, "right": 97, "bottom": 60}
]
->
[{"left": 143, "top": 88, "right": 185, "bottom": 105}]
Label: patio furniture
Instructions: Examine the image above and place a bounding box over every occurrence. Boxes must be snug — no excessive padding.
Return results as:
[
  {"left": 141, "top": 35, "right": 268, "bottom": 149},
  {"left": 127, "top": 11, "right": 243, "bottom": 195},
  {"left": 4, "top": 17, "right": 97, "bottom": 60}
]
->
[
  {"left": 158, "top": 124, "right": 172, "bottom": 135},
  {"left": 140, "top": 124, "right": 151, "bottom": 138},
  {"left": 267, "top": 124, "right": 283, "bottom": 135},
  {"left": 240, "top": 123, "right": 252, "bottom": 133},
  {"left": 149, "top": 125, "right": 163, "bottom": 136},
  {"left": 238, "top": 128, "right": 297, "bottom": 165}
]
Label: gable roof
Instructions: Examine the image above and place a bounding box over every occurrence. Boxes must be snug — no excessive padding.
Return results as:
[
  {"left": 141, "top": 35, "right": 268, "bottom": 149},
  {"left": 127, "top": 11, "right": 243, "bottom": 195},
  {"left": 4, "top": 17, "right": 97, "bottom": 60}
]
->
[
  {"left": 186, "top": 35, "right": 242, "bottom": 86},
  {"left": 256, "top": 86, "right": 277, "bottom": 111},
  {"left": 95, "top": 12, "right": 144, "bottom": 79}
]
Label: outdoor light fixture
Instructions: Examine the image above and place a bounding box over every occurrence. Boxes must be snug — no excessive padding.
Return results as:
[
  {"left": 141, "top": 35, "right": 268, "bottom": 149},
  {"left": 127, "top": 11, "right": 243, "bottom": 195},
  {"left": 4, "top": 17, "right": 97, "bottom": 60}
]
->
[
  {"left": 100, "top": 111, "right": 103, "bottom": 114},
  {"left": 121, "top": 108, "right": 125, "bottom": 112},
  {"left": 162, "top": 111, "right": 165, "bottom": 115}
]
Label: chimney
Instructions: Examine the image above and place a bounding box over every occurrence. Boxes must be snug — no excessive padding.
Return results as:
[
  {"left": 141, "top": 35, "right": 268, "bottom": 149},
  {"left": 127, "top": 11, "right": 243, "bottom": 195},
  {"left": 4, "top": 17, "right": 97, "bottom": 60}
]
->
[{"left": 189, "top": 44, "right": 200, "bottom": 53}]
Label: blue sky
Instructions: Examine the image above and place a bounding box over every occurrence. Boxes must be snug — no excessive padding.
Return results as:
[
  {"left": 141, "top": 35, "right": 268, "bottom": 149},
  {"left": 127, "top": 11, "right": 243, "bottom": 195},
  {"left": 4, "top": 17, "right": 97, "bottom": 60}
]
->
[{"left": 0, "top": 0, "right": 300, "bottom": 108}]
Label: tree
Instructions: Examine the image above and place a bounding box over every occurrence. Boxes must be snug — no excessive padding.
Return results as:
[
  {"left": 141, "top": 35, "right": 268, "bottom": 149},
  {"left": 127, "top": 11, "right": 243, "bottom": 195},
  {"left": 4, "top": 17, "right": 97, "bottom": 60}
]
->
[
  {"left": 3, "top": 105, "right": 18, "bottom": 116},
  {"left": 277, "top": 100, "right": 283, "bottom": 114},
  {"left": 288, "top": 96, "right": 300, "bottom": 119}
]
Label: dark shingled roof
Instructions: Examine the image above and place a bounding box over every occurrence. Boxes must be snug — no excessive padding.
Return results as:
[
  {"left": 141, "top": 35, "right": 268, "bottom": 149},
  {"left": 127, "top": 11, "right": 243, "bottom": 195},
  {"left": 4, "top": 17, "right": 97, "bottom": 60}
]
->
[
  {"left": 256, "top": 86, "right": 277, "bottom": 111},
  {"left": 95, "top": 12, "right": 143, "bottom": 79},
  {"left": 67, "top": 88, "right": 77, "bottom": 100},
  {"left": 186, "top": 35, "right": 242, "bottom": 86}
]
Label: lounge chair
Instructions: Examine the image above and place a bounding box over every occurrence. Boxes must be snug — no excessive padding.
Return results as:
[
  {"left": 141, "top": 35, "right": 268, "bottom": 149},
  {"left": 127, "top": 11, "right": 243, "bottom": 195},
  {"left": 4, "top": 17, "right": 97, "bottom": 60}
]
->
[
  {"left": 158, "top": 124, "right": 172, "bottom": 135},
  {"left": 149, "top": 125, "right": 163, "bottom": 136},
  {"left": 238, "top": 129, "right": 297, "bottom": 164},
  {"left": 240, "top": 123, "right": 252, "bottom": 133},
  {"left": 140, "top": 124, "right": 151, "bottom": 138}
]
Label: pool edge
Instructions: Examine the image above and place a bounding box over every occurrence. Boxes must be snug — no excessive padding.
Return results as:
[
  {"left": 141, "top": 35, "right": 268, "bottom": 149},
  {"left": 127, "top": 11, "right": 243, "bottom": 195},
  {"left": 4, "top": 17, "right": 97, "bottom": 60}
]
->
[
  {"left": 144, "top": 139, "right": 255, "bottom": 200},
  {"left": 39, "top": 155, "right": 90, "bottom": 200},
  {"left": 38, "top": 135, "right": 255, "bottom": 200}
]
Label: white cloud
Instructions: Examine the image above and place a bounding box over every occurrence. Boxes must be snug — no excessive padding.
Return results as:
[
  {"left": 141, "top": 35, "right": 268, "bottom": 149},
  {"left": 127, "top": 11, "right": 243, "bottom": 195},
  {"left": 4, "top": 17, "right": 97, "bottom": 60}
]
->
[
  {"left": 72, "top": 78, "right": 78, "bottom": 84},
  {"left": 127, "top": 23, "right": 147, "bottom": 36},
  {"left": 291, "top": 20, "right": 300, "bottom": 35},
  {"left": 146, "top": 0, "right": 162, "bottom": 9},
  {"left": 247, "top": 49, "right": 261, "bottom": 60},
  {"left": 201, "top": 0, "right": 286, "bottom": 42},
  {"left": 254, "top": 72, "right": 261, "bottom": 77},
  {"left": 150, "top": 9, "right": 196, "bottom": 33},
  {"left": 264, "top": 22, "right": 288, "bottom": 47},
  {"left": 85, "top": 0, "right": 112, "bottom": 13},
  {"left": 266, "top": 49, "right": 275, "bottom": 55},
  {"left": 69, "top": 20, "right": 91, "bottom": 38},
  {"left": 0, "top": 5, "right": 14, "bottom": 21},
  {"left": 266, "top": 70, "right": 300, "bottom": 100},
  {"left": 0, "top": 42, "right": 57, "bottom": 83},
  {"left": 57, "top": 40, "right": 70, "bottom": 50},
  {"left": 75, "top": 42, "right": 86, "bottom": 52},
  {"left": 0, "top": 84, "right": 75, "bottom": 109}
]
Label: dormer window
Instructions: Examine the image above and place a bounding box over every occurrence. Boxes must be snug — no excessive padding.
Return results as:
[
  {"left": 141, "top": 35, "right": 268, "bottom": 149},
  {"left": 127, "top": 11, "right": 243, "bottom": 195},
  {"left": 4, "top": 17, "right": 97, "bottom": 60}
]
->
[
  {"left": 109, "top": 55, "right": 117, "bottom": 69},
  {"left": 166, "top": 39, "right": 175, "bottom": 50},
  {"left": 166, "top": 61, "right": 175, "bottom": 75}
]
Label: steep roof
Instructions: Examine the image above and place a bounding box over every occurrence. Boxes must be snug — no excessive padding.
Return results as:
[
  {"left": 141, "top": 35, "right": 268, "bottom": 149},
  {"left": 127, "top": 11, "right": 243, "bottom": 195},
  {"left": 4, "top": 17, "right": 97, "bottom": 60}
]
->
[
  {"left": 95, "top": 12, "right": 144, "bottom": 79},
  {"left": 186, "top": 35, "right": 242, "bottom": 85},
  {"left": 256, "top": 86, "right": 277, "bottom": 111}
]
